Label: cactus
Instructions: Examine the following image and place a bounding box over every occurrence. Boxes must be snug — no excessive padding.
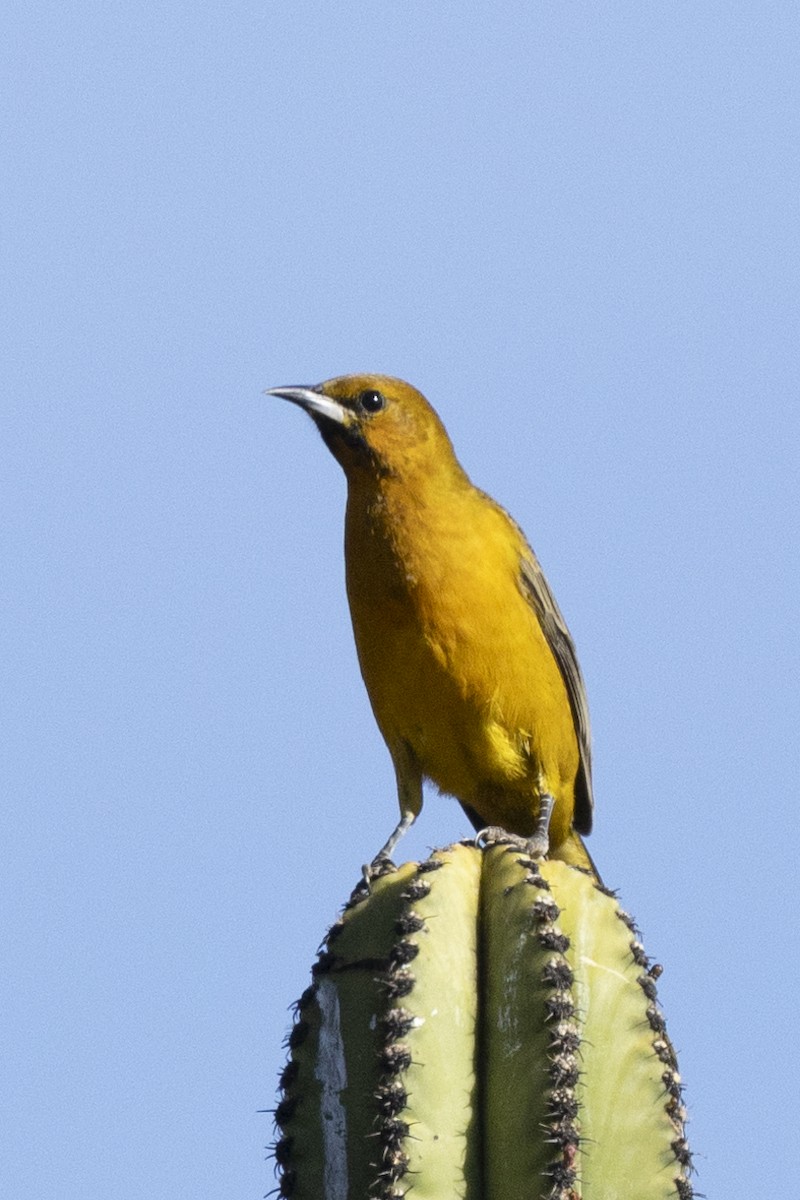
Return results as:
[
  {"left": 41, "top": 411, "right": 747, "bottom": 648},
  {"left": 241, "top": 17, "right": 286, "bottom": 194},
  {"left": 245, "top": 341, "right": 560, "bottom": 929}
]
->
[{"left": 272, "top": 843, "right": 693, "bottom": 1200}]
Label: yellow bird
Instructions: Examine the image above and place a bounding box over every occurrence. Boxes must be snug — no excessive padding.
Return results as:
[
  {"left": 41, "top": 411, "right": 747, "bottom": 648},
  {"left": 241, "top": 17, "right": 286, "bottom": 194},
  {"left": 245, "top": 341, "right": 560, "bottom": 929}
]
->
[{"left": 268, "top": 374, "right": 599, "bottom": 879}]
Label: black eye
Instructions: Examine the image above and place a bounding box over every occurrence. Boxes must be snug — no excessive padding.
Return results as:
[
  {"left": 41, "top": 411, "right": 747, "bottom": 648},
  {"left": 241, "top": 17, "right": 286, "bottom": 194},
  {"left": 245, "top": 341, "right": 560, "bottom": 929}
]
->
[{"left": 358, "top": 388, "right": 386, "bottom": 414}]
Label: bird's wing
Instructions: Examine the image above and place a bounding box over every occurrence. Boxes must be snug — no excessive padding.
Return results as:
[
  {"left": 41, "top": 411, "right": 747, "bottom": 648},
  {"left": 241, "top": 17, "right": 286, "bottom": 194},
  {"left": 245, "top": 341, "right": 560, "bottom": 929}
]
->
[{"left": 519, "top": 550, "right": 594, "bottom": 834}]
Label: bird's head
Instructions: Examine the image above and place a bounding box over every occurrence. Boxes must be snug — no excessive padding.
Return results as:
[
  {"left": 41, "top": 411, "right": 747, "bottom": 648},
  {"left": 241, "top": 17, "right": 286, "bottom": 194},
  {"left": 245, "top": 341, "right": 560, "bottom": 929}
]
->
[{"left": 267, "top": 374, "right": 463, "bottom": 483}]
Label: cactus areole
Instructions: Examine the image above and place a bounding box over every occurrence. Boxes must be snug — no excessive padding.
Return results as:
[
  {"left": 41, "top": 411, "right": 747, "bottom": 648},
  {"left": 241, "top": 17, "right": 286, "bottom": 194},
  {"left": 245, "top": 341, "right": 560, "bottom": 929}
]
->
[{"left": 272, "top": 843, "right": 693, "bottom": 1200}]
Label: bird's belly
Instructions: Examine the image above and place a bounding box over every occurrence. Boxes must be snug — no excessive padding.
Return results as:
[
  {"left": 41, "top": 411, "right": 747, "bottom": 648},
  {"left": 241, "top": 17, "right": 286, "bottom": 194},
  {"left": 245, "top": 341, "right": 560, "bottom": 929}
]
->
[{"left": 353, "top": 597, "right": 579, "bottom": 815}]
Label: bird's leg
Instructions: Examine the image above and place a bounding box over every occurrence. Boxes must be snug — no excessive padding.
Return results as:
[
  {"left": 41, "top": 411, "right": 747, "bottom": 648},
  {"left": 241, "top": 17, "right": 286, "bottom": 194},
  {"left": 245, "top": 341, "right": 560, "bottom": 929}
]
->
[
  {"left": 362, "top": 742, "right": 422, "bottom": 884},
  {"left": 375, "top": 809, "right": 416, "bottom": 860},
  {"left": 525, "top": 792, "right": 555, "bottom": 859},
  {"left": 362, "top": 809, "right": 416, "bottom": 885}
]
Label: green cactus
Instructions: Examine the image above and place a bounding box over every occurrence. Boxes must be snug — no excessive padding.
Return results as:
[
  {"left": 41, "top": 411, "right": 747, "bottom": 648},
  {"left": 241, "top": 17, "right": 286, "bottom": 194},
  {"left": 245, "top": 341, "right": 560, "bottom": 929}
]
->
[{"left": 272, "top": 843, "right": 692, "bottom": 1200}]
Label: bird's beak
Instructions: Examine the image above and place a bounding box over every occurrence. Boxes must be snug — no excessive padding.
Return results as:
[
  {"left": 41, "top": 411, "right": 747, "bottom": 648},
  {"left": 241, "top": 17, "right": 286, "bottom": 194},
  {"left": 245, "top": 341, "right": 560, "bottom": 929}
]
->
[{"left": 265, "top": 385, "right": 349, "bottom": 427}]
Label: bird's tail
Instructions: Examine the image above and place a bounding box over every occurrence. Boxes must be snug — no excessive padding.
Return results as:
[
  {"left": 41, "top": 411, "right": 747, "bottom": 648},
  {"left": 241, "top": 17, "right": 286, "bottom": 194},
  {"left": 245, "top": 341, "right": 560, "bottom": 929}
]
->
[{"left": 551, "top": 829, "right": 604, "bottom": 886}]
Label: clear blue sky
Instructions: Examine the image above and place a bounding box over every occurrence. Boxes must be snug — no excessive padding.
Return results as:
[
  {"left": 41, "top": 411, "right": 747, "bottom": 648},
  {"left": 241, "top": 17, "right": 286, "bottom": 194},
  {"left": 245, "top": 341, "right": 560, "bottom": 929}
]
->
[{"left": 4, "top": 4, "right": 798, "bottom": 1197}]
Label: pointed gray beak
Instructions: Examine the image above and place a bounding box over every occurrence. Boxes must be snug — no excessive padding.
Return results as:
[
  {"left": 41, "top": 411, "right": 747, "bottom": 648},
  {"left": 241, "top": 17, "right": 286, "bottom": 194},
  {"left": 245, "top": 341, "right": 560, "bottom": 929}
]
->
[{"left": 265, "top": 385, "right": 349, "bottom": 427}]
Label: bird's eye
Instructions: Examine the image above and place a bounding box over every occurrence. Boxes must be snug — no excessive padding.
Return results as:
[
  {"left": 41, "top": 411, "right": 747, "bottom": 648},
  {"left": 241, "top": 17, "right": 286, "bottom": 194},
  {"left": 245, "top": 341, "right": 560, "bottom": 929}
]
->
[{"left": 358, "top": 388, "right": 386, "bottom": 414}]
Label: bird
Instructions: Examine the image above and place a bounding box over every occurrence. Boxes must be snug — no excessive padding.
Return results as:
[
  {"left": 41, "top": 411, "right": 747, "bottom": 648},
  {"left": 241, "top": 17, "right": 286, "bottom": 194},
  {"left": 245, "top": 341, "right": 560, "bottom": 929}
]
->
[{"left": 267, "top": 374, "right": 599, "bottom": 880}]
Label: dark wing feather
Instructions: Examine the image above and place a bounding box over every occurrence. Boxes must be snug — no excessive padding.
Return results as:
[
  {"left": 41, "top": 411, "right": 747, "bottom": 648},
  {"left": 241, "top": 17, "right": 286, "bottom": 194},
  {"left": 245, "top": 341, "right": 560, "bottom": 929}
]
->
[{"left": 519, "top": 551, "right": 594, "bottom": 834}]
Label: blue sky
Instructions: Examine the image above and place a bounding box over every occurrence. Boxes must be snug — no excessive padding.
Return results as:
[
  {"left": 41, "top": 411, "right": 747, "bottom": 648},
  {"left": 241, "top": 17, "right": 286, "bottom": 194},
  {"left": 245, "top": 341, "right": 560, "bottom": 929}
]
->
[{"left": 3, "top": 4, "right": 798, "bottom": 1197}]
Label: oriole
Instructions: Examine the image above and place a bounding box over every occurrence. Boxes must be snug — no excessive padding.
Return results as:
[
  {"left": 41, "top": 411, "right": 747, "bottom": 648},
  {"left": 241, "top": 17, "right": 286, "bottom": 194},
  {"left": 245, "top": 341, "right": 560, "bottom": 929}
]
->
[{"left": 268, "top": 375, "right": 598, "bottom": 879}]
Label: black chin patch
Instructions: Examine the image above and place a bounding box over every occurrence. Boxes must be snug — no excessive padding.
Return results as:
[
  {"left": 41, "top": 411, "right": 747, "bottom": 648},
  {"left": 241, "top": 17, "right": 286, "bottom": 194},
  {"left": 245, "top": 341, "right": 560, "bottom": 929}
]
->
[{"left": 316, "top": 416, "right": 365, "bottom": 455}]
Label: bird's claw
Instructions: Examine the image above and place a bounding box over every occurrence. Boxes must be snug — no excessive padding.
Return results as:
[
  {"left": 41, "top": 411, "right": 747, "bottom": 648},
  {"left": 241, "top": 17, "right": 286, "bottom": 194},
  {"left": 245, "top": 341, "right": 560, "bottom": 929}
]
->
[
  {"left": 361, "top": 852, "right": 397, "bottom": 889},
  {"left": 474, "top": 826, "right": 551, "bottom": 861},
  {"left": 474, "top": 826, "right": 528, "bottom": 851},
  {"left": 524, "top": 831, "right": 550, "bottom": 860}
]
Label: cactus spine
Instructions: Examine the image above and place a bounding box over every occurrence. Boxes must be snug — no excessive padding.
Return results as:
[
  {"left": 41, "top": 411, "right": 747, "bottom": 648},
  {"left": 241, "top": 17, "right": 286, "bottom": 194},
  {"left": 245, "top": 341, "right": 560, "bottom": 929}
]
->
[{"left": 273, "top": 843, "right": 692, "bottom": 1200}]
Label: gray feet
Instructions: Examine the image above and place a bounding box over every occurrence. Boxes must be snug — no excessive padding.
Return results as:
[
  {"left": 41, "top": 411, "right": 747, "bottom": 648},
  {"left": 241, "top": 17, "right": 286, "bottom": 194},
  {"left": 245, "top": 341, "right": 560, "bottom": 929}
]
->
[
  {"left": 474, "top": 792, "right": 556, "bottom": 860},
  {"left": 361, "top": 810, "right": 417, "bottom": 887}
]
